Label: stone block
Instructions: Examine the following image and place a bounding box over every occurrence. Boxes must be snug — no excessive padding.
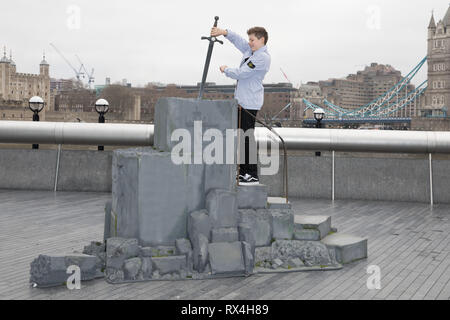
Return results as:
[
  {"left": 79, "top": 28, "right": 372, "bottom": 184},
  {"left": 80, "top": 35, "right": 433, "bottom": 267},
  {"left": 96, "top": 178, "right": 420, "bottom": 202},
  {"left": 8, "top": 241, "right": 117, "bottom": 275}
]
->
[
  {"left": 205, "top": 164, "right": 237, "bottom": 194},
  {"left": 123, "top": 257, "right": 142, "bottom": 280},
  {"left": 112, "top": 148, "right": 205, "bottom": 246},
  {"left": 175, "top": 238, "right": 194, "bottom": 273},
  {"left": 267, "top": 197, "right": 291, "bottom": 209},
  {"left": 270, "top": 209, "right": 294, "bottom": 240},
  {"left": 237, "top": 184, "right": 268, "bottom": 209},
  {"left": 294, "top": 229, "right": 321, "bottom": 241},
  {"left": 206, "top": 189, "right": 238, "bottom": 228},
  {"left": 321, "top": 233, "right": 368, "bottom": 264},
  {"left": 294, "top": 215, "right": 331, "bottom": 240},
  {"left": 241, "top": 241, "right": 254, "bottom": 275},
  {"left": 30, "top": 254, "right": 102, "bottom": 287},
  {"left": 238, "top": 223, "right": 255, "bottom": 248},
  {"left": 192, "top": 233, "right": 209, "bottom": 273},
  {"left": 154, "top": 97, "right": 238, "bottom": 153},
  {"left": 103, "top": 201, "right": 112, "bottom": 241},
  {"left": 208, "top": 242, "right": 245, "bottom": 275},
  {"left": 188, "top": 210, "right": 211, "bottom": 242},
  {"left": 82, "top": 241, "right": 106, "bottom": 266},
  {"left": 211, "top": 228, "right": 239, "bottom": 243},
  {"left": 238, "top": 209, "right": 273, "bottom": 247},
  {"left": 152, "top": 255, "right": 187, "bottom": 275},
  {"left": 106, "top": 238, "right": 139, "bottom": 270}
]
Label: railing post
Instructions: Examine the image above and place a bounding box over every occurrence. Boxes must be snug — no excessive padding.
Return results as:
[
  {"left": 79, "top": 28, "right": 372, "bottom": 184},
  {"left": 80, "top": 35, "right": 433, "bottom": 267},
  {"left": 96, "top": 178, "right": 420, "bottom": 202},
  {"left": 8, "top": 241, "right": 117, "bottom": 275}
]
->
[
  {"left": 429, "top": 153, "right": 434, "bottom": 206},
  {"left": 332, "top": 150, "right": 335, "bottom": 201}
]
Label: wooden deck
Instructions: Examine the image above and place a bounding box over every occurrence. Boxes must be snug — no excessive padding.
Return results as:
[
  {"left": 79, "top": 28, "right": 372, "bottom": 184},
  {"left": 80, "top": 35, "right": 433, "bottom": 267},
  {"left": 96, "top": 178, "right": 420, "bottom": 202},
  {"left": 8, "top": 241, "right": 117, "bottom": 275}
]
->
[{"left": 0, "top": 189, "right": 449, "bottom": 300}]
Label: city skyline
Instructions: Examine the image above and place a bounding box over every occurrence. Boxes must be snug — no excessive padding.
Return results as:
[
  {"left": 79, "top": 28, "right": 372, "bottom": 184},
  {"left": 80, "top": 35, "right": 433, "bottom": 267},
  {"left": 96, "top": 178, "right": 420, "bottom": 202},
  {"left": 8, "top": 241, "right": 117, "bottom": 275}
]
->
[{"left": 0, "top": 0, "right": 447, "bottom": 87}]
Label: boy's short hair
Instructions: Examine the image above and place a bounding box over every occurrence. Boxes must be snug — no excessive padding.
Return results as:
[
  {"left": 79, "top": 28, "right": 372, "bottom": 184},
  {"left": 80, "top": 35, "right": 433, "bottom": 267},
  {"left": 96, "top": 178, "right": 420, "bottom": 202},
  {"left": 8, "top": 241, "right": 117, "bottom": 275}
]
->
[{"left": 247, "top": 27, "right": 268, "bottom": 45}]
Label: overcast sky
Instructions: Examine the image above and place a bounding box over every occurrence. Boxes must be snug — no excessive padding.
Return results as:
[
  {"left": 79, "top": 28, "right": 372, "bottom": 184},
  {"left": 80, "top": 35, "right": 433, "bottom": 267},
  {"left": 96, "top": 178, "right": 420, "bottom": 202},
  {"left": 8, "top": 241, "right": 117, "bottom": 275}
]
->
[{"left": 1, "top": 0, "right": 447, "bottom": 87}]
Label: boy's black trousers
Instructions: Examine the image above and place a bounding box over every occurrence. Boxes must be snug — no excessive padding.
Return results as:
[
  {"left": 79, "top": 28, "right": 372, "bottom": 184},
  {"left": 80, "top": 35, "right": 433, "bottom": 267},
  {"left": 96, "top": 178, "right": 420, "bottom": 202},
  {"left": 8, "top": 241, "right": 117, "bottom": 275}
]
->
[{"left": 238, "top": 105, "right": 258, "bottom": 178}]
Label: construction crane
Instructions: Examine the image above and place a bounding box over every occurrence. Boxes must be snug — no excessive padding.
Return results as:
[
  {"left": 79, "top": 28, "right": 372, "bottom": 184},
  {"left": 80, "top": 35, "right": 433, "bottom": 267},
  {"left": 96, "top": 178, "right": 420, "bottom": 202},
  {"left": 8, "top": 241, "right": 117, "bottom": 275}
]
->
[
  {"left": 75, "top": 54, "right": 95, "bottom": 89},
  {"left": 49, "top": 43, "right": 84, "bottom": 82}
]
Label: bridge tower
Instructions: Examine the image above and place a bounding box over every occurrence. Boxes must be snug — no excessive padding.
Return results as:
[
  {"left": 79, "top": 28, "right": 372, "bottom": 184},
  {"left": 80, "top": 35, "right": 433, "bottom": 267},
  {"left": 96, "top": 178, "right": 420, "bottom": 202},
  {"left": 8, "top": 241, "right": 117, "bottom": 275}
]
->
[{"left": 425, "top": 7, "right": 450, "bottom": 117}]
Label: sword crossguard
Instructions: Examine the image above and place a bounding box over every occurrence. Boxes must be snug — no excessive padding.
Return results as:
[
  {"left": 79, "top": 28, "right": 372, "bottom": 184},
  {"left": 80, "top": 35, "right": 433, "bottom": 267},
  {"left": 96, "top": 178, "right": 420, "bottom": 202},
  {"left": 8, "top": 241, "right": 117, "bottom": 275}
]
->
[{"left": 200, "top": 16, "right": 224, "bottom": 45}]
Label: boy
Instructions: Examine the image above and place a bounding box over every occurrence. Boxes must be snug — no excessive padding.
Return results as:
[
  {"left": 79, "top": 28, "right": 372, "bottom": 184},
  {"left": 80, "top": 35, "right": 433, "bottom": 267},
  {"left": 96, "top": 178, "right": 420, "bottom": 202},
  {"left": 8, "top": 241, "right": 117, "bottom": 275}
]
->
[{"left": 210, "top": 26, "right": 271, "bottom": 184}]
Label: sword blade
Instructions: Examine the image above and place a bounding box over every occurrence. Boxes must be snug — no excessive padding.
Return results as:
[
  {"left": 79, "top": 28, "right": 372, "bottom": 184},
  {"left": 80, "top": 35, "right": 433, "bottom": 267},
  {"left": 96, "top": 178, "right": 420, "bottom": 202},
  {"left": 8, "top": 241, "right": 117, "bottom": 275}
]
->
[{"left": 198, "top": 41, "right": 215, "bottom": 99}]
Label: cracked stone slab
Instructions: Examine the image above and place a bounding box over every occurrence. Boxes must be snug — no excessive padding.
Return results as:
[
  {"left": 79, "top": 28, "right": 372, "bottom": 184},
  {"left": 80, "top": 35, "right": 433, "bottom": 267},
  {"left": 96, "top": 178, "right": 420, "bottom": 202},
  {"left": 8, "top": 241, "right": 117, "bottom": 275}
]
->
[
  {"left": 30, "top": 254, "right": 102, "bottom": 288},
  {"left": 294, "top": 215, "right": 332, "bottom": 239},
  {"left": 238, "top": 209, "right": 273, "bottom": 247},
  {"left": 321, "top": 233, "right": 368, "bottom": 264},
  {"left": 206, "top": 189, "right": 238, "bottom": 228},
  {"left": 270, "top": 208, "right": 294, "bottom": 240},
  {"left": 267, "top": 197, "right": 292, "bottom": 209}
]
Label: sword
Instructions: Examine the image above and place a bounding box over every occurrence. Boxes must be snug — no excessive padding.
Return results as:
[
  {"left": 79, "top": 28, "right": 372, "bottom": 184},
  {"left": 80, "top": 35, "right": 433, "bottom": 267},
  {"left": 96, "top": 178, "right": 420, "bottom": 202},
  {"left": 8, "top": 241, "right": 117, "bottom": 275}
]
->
[{"left": 198, "top": 16, "right": 223, "bottom": 99}]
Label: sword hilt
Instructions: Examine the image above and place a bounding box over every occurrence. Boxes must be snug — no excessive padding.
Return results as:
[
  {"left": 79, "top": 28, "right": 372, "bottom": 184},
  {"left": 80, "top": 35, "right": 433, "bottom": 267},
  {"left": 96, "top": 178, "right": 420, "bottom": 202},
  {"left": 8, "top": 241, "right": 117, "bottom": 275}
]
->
[{"left": 200, "top": 16, "right": 224, "bottom": 45}]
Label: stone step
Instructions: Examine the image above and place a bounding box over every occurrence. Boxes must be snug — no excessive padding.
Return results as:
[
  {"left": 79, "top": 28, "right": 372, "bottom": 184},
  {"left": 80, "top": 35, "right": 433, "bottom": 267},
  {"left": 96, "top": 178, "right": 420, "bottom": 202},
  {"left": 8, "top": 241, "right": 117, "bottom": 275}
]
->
[
  {"left": 237, "top": 184, "right": 268, "bottom": 209},
  {"left": 267, "top": 197, "right": 291, "bottom": 209},
  {"left": 294, "top": 215, "right": 332, "bottom": 240},
  {"left": 321, "top": 233, "right": 368, "bottom": 264}
]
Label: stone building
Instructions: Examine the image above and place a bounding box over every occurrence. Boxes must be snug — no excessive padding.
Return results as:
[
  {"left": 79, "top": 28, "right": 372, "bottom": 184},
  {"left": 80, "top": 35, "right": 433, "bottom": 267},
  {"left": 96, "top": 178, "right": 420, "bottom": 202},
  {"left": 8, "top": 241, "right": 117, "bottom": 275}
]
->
[
  {"left": 423, "top": 8, "right": 450, "bottom": 117},
  {"left": 0, "top": 48, "right": 51, "bottom": 120}
]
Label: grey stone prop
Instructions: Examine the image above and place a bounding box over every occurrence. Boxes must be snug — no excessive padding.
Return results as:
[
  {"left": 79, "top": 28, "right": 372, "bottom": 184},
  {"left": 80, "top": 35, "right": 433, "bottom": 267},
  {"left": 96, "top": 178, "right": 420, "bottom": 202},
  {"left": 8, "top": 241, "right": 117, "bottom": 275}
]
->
[
  {"left": 188, "top": 210, "right": 212, "bottom": 242},
  {"left": 103, "top": 201, "right": 112, "bottom": 241},
  {"left": 206, "top": 189, "right": 238, "bottom": 228},
  {"left": 294, "top": 215, "right": 332, "bottom": 240},
  {"left": 175, "top": 238, "right": 194, "bottom": 273},
  {"left": 254, "top": 247, "right": 272, "bottom": 265},
  {"left": 267, "top": 197, "right": 292, "bottom": 209},
  {"left": 152, "top": 256, "right": 187, "bottom": 276},
  {"left": 154, "top": 97, "right": 238, "bottom": 153},
  {"left": 208, "top": 242, "right": 246, "bottom": 276},
  {"left": 238, "top": 209, "right": 273, "bottom": 247},
  {"left": 241, "top": 241, "right": 254, "bottom": 275},
  {"left": 237, "top": 185, "right": 268, "bottom": 209},
  {"left": 271, "top": 240, "right": 340, "bottom": 267},
  {"left": 321, "top": 233, "right": 368, "bottom": 264},
  {"left": 192, "top": 234, "right": 210, "bottom": 273},
  {"left": 106, "top": 238, "right": 140, "bottom": 270},
  {"left": 112, "top": 148, "right": 205, "bottom": 246},
  {"left": 271, "top": 209, "right": 294, "bottom": 240},
  {"left": 82, "top": 241, "right": 106, "bottom": 268},
  {"left": 30, "top": 254, "right": 102, "bottom": 288},
  {"left": 211, "top": 227, "right": 239, "bottom": 243},
  {"left": 294, "top": 229, "right": 321, "bottom": 241}
]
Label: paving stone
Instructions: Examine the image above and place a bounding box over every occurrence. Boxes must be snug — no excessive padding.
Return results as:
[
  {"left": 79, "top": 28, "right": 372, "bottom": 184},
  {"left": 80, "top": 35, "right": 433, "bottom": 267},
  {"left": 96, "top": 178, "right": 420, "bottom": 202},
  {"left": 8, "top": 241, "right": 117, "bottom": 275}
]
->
[
  {"left": 211, "top": 227, "right": 239, "bottom": 243},
  {"left": 321, "top": 233, "right": 368, "bottom": 264},
  {"left": 237, "top": 184, "right": 268, "bottom": 209},
  {"left": 208, "top": 242, "right": 246, "bottom": 276},
  {"left": 30, "top": 254, "right": 102, "bottom": 288},
  {"left": 294, "top": 215, "right": 332, "bottom": 239},
  {"left": 270, "top": 208, "right": 294, "bottom": 240},
  {"left": 156, "top": 246, "right": 176, "bottom": 256},
  {"left": 151, "top": 255, "right": 187, "bottom": 275},
  {"left": 267, "top": 197, "right": 292, "bottom": 209},
  {"left": 206, "top": 189, "right": 238, "bottom": 228},
  {"left": 188, "top": 210, "right": 212, "bottom": 242}
]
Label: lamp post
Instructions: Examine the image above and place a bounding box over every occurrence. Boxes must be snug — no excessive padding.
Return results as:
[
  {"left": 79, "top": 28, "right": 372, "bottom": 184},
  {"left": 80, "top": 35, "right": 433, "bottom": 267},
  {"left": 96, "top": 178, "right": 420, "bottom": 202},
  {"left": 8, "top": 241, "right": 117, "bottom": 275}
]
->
[
  {"left": 95, "top": 99, "right": 109, "bottom": 151},
  {"left": 314, "top": 108, "right": 325, "bottom": 128},
  {"left": 28, "top": 96, "right": 45, "bottom": 149},
  {"left": 314, "top": 108, "right": 325, "bottom": 157}
]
